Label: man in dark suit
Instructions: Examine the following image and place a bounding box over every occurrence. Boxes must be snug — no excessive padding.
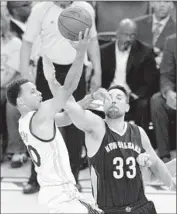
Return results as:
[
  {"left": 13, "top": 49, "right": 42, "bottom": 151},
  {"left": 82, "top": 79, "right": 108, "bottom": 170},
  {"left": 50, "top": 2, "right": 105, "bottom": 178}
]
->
[
  {"left": 135, "top": 1, "right": 176, "bottom": 51},
  {"left": 101, "top": 18, "right": 157, "bottom": 132},
  {"left": 7, "top": 1, "right": 32, "bottom": 40},
  {"left": 135, "top": 1, "right": 176, "bottom": 70},
  {"left": 151, "top": 34, "right": 176, "bottom": 163}
]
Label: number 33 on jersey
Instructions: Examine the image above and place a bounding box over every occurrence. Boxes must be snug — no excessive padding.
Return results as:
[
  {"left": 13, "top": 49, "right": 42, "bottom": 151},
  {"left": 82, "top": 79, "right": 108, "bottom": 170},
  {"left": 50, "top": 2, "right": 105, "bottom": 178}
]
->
[{"left": 113, "top": 156, "right": 137, "bottom": 179}]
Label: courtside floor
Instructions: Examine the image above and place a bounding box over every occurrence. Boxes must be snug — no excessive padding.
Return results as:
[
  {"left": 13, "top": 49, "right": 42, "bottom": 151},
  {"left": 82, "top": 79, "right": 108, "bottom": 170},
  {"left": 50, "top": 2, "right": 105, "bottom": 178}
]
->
[{"left": 1, "top": 159, "right": 176, "bottom": 214}]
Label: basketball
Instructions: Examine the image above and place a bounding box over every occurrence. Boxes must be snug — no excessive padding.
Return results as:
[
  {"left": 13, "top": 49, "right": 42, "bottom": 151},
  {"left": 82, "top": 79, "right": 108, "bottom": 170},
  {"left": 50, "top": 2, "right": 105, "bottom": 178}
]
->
[{"left": 58, "top": 7, "right": 92, "bottom": 41}]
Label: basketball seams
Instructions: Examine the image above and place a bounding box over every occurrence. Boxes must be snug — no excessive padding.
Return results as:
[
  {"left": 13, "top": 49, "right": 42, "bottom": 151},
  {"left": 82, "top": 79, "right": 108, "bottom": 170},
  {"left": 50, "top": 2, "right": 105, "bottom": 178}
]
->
[
  {"left": 58, "top": 20, "right": 78, "bottom": 38},
  {"left": 59, "top": 15, "right": 91, "bottom": 28},
  {"left": 57, "top": 6, "right": 92, "bottom": 41}
]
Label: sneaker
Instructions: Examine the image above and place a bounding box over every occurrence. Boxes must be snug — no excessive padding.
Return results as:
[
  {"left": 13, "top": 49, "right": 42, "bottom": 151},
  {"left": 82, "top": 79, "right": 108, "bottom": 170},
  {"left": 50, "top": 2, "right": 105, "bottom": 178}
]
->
[
  {"left": 11, "top": 153, "right": 27, "bottom": 168},
  {"left": 23, "top": 183, "right": 40, "bottom": 194}
]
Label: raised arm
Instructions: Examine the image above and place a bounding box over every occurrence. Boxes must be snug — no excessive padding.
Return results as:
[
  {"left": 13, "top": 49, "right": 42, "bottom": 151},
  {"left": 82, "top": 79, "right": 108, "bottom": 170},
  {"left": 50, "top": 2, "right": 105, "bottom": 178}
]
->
[
  {"left": 64, "top": 88, "right": 110, "bottom": 132},
  {"left": 35, "top": 30, "right": 90, "bottom": 120},
  {"left": 55, "top": 88, "right": 110, "bottom": 127}
]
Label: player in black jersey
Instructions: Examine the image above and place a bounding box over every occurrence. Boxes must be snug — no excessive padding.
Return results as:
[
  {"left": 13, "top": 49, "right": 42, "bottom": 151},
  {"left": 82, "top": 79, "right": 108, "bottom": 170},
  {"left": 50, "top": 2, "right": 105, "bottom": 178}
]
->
[{"left": 65, "top": 85, "right": 176, "bottom": 214}]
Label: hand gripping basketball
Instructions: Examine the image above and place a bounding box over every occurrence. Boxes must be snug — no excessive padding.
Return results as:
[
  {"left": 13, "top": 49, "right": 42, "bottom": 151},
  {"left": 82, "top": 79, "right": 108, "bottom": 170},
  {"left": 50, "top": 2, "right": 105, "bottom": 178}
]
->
[
  {"left": 58, "top": 6, "right": 92, "bottom": 41},
  {"left": 70, "top": 28, "right": 90, "bottom": 52}
]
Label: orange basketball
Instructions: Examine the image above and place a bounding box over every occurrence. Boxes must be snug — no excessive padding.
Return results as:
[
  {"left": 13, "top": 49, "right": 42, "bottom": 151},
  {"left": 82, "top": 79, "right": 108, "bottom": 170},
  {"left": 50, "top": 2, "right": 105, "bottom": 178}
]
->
[{"left": 58, "top": 7, "right": 92, "bottom": 41}]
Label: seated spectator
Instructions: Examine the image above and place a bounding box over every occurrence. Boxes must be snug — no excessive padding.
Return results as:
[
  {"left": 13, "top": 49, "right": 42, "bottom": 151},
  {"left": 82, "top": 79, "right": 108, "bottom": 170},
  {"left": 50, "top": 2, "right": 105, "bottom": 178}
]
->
[
  {"left": 151, "top": 34, "right": 176, "bottom": 163},
  {"left": 1, "top": 7, "right": 27, "bottom": 167},
  {"left": 135, "top": 1, "right": 176, "bottom": 69},
  {"left": 101, "top": 18, "right": 158, "bottom": 133}
]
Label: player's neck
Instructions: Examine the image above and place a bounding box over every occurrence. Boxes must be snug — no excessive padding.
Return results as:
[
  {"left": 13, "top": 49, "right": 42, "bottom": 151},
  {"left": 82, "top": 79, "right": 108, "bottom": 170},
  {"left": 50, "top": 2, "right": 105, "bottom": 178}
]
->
[
  {"left": 106, "top": 116, "right": 126, "bottom": 133},
  {"left": 20, "top": 107, "right": 33, "bottom": 118}
]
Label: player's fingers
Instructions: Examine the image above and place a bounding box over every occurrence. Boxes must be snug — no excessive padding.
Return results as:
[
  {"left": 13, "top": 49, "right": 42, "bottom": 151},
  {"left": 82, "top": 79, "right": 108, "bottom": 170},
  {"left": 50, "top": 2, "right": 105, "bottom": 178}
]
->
[
  {"left": 84, "top": 28, "right": 89, "bottom": 39},
  {"left": 102, "top": 91, "right": 111, "bottom": 102},
  {"left": 78, "top": 31, "right": 83, "bottom": 41}
]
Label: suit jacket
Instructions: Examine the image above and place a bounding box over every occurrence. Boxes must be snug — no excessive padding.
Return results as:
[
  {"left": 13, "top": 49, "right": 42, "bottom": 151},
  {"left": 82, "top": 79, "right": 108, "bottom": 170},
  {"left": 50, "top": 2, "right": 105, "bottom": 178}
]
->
[
  {"left": 10, "top": 20, "right": 24, "bottom": 40},
  {"left": 160, "top": 34, "right": 176, "bottom": 96},
  {"left": 135, "top": 15, "right": 176, "bottom": 51},
  {"left": 101, "top": 40, "right": 158, "bottom": 98}
]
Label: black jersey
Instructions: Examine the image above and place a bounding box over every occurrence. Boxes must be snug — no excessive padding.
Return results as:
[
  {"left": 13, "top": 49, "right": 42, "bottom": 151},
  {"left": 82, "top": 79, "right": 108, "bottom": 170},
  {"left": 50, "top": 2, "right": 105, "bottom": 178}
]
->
[{"left": 88, "top": 122, "right": 146, "bottom": 212}]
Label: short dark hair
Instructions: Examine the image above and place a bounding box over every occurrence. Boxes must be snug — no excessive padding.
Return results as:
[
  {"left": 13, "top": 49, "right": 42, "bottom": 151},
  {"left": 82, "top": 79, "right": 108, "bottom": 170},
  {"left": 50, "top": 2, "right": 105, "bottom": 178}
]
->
[
  {"left": 6, "top": 79, "right": 29, "bottom": 106},
  {"left": 108, "top": 85, "right": 130, "bottom": 102}
]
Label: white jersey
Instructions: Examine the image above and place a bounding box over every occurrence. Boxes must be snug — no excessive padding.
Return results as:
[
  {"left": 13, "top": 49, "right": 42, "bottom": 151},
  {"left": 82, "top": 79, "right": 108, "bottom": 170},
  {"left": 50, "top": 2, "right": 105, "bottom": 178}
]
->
[{"left": 19, "top": 111, "right": 76, "bottom": 188}]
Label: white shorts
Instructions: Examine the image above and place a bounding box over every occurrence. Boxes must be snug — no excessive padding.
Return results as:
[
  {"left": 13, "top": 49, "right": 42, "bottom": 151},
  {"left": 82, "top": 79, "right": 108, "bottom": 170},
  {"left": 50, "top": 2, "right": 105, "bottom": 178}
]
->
[{"left": 38, "top": 184, "right": 101, "bottom": 213}]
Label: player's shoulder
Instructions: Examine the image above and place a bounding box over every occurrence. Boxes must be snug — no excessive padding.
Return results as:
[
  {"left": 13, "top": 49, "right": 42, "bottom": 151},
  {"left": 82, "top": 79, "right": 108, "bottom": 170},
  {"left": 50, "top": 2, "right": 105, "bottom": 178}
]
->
[
  {"left": 73, "top": 1, "right": 95, "bottom": 16},
  {"left": 32, "top": 2, "right": 53, "bottom": 11},
  {"left": 30, "top": 2, "right": 53, "bottom": 17}
]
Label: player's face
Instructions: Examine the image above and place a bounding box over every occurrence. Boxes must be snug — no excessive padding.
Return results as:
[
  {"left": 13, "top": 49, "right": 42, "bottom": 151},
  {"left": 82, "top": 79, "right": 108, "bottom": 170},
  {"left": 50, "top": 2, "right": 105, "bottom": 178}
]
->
[
  {"left": 104, "top": 89, "right": 129, "bottom": 119},
  {"left": 19, "top": 82, "right": 42, "bottom": 110},
  {"left": 152, "top": 1, "right": 173, "bottom": 19}
]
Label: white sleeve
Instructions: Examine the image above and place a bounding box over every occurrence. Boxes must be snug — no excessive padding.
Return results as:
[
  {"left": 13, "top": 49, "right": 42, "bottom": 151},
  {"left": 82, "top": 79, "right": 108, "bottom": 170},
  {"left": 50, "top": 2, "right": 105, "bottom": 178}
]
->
[{"left": 23, "top": 2, "right": 48, "bottom": 43}]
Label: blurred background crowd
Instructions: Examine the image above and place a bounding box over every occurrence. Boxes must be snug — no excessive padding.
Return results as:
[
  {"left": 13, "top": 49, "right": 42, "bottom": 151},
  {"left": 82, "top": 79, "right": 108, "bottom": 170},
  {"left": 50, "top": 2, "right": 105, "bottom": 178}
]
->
[{"left": 1, "top": 1, "right": 176, "bottom": 195}]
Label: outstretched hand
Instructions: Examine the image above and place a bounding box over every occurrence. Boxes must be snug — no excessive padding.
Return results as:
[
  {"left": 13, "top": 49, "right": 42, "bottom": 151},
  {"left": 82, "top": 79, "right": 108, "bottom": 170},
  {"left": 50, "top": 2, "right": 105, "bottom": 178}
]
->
[
  {"left": 42, "top": 55, "right": 56, "bottom": 82},
  {"left": 92, "top": 88, "right": 111, "bottom": 103},
  {"left": 70, "top": 28, "right": 90, "bottom": 52}
]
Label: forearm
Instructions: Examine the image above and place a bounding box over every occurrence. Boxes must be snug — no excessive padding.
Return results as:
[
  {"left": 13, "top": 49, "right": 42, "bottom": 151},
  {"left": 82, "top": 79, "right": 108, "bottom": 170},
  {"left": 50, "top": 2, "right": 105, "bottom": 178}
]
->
[
  {"left": 64, "top": 50, "right": 86, "bottom": 92},
  {"left": 20, "top": 41, "right": 33, "bottom": 80},
  {"left": 150, "top": 159, "right": 175, "bottom": 188},
  {"left": 47, "top": 78, "right": 61, "bottom": 97}
]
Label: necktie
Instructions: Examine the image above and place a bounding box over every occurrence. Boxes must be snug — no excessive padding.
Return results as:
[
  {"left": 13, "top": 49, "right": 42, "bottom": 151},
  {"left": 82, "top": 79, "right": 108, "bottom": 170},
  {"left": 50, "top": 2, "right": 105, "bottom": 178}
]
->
[{"left": 153, "top": 22, "right": 162, "bottom": 45}]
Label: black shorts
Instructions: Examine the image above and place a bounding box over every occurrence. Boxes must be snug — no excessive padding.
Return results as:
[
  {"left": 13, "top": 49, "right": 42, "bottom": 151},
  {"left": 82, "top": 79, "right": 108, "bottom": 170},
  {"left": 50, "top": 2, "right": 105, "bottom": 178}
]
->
[{"left": 102, "top": 198, "right": 157, "bottom": 214}]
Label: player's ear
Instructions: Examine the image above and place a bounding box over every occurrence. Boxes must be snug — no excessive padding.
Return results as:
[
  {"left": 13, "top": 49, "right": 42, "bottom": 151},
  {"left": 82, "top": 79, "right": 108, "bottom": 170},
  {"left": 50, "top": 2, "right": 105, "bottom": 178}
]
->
[
  {"left": 125, "top": 103, "right": 130, "bottom": 113},
  {"left": 17, "top": 97, "right": 23, "bottom": 106}
]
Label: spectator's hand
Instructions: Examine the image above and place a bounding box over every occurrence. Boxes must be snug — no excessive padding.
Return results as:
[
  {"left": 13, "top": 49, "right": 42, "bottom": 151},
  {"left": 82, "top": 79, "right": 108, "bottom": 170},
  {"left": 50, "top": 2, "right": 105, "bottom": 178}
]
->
[
  {"left": 70, "top": 28, "right": 90, "bottom": 53},
  {"left": 166, "top": 90, "right": 176, "bottom": 110},
  {"left": 137, "top": 153, "right": 152, "bottom": 167},
  {"left": 155, "top": 52, "right": 163, "bottom": 69},
  {"left": 92, "top": 88, "right": 111, "bottom": 103},
  {"left": 42, "top": 55, "right": 56, "bottom": 82},
  {"left": 90, "top": 72, "right": 101, "bottom": 92}
]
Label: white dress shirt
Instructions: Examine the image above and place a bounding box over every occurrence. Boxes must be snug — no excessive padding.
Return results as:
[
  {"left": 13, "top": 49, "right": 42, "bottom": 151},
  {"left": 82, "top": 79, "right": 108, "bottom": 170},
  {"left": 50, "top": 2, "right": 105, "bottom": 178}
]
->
[
  {"left": 111, "top": 42, "right": 131, "bottom": 92},
  {"left": 24, "top": 2, "right": 97, "bottom": 65}
]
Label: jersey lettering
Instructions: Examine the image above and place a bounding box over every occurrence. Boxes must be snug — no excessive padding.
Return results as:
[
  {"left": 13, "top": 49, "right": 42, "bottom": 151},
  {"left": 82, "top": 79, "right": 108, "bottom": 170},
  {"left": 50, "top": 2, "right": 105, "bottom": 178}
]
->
[{"left": 27, "top": 145, "right": 41, "bottom": 167}]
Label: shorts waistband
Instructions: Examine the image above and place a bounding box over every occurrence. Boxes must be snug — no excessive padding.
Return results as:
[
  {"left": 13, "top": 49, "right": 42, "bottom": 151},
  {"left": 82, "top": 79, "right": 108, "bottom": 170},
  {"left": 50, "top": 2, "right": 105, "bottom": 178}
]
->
[{"left": 101, "top": 197, "right": 148, "bottom": 213}]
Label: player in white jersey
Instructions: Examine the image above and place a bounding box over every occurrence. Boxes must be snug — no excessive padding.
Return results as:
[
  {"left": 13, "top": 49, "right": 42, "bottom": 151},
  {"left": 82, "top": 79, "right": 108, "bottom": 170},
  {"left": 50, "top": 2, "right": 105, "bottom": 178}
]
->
[{"left": 6, "top": 30, "right": 102, "bottom": 214}]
